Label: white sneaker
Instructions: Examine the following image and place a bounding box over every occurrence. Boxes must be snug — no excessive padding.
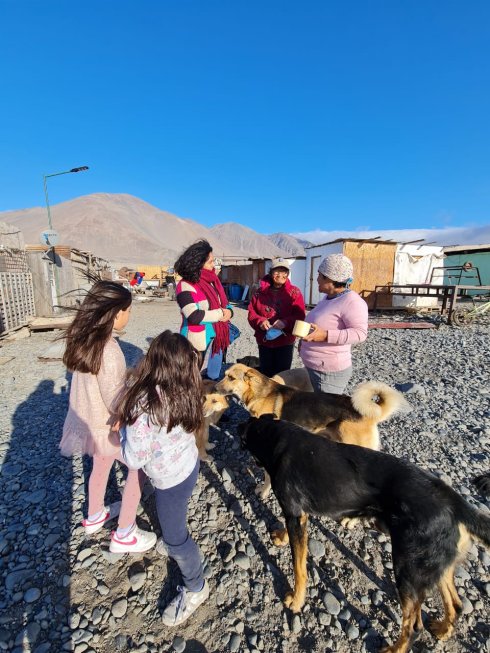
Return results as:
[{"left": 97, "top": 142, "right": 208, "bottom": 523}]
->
[
  {"left": 161, "top": 580, "right": 209, "bottom": 627},
  {"left": 109, "top": 525, "right": 157, "bottom": 553},
  {"left": 156, "top": 538, "right": 169, "bottom": 557},
  {"left": 83, "top": 501, "right": 121, "bottom": 535}
]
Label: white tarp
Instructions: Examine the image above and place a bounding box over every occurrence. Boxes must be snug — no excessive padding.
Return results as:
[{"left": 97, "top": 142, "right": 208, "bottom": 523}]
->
[{"left": 393, "top": 246, "right": 444, "bottom": 307}]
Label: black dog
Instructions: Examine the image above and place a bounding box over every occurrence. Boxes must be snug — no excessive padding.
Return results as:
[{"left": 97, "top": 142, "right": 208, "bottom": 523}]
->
[
  {"left": 236, "top": 355, "right": 261, "bottom": 369},
  {"left": 239, "top": 415, "right": 490, "bottom": 653},
  {"left": 473, "top": 472, "right": 490, "bottom": 496}
]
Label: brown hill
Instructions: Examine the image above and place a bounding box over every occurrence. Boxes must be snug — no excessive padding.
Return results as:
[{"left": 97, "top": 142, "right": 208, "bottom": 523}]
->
[
  {"left": 0, "top": 193, "right": 290, "bottom": 267},
  {"left": 209, "top": 223, "right": 286, "bottom": 259}
]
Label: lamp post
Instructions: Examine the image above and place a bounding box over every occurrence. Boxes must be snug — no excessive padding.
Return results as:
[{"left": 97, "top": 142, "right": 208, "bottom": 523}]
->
[
  {"left": 42, "top": 166, "right": 89, "bottom": 312},
  {"left": 43, "top": 166, "right": 89, "bottom": 231}
]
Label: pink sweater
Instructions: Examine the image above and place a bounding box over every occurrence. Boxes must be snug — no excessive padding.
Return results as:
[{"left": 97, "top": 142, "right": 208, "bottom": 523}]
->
[
  {"left": 300, "top": 291, "right": 368, "bottom": 372},
  {"left": 60, "top": 338, "right": 126, "bottom": 457}
]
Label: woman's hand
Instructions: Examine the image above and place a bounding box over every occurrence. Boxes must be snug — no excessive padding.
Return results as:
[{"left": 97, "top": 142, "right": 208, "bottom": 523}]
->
[
  {"left": 271, "top": 319, "right": 285, "bottom": 330},
  {"left": 220, "top": 308, "right": 232, "bottom": 322},
  {"left": 303, "top": 323, "right": 327, "bottom": 342},
  {"left": 260, "top": 319, "right": 272, "bottom": 331}
]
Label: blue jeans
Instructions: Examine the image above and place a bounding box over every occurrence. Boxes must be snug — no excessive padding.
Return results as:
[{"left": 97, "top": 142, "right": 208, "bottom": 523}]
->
[
  {"left": 306, "top": 366, "right": 352, "bottom": 395},
  {"left": 154, "top": 459, "right": 203, "bottom": 591}
]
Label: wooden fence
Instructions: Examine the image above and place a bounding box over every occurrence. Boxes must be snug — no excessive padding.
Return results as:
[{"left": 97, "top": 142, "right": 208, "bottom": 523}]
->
[{"left": 0, "top": 250, "right": 35, "bottom": 334}]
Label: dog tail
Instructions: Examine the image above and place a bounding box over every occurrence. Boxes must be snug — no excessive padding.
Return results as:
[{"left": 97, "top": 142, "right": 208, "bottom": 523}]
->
[
  {"left": 455, "top": 496, "right": 490, "bottom": 550},
  {"left": 351, "top": 381, "right": 411, "bottom": 422}
]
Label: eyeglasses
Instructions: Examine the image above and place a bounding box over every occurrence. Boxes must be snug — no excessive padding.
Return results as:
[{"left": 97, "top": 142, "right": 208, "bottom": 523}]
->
[{"left": 272, "top": 270, "right": 288, "bottom": 276}]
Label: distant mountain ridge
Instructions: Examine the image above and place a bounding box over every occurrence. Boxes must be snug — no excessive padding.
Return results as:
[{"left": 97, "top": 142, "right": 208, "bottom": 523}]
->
[
  {"left": 0, "top": 193, "right": 296, "bottom": 267},
  {"left": 268, "top": 232, "right": 311, "bottom": 256},
  {"left": 209, "top": 223, "right": 287, "bottom": 258}
]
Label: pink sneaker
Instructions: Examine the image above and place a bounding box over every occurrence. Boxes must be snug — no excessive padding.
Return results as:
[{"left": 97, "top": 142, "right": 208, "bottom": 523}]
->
[
  {"left": 82, "top": 501, "right": 121, "bottom": 535},
  {"left": 109, "top": 525, "right": 157, "bottom": 553}
]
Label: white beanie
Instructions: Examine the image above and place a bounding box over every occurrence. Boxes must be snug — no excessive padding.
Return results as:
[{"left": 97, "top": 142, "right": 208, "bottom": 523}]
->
[{"left": 318, "top": 254, "right": 353, "bottom": 283}]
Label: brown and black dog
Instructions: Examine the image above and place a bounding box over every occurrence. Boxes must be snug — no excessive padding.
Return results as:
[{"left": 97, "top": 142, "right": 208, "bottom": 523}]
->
[
  {"left": 216, "top": 363, "right": 409, "bottom": 450},
  {"left": 240, "top": 415, "right": 490, "bottom": 653},
  {"left": 236, "top": 356, "right": 313, "bottom": 391},
  {"left": 216, "top": 363, "right": 409, "bottom": 498}
]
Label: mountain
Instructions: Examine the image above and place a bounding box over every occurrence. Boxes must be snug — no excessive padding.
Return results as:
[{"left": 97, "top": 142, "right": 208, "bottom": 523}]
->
[
  {"left": 209, "top": 223, "right": 287, "bottom": 259},
  {"left": 267, "top": 232, "right": 313, "bottom": 256},
  {"left": 0, "top": 193, "right": 291, "bottom": 267}
]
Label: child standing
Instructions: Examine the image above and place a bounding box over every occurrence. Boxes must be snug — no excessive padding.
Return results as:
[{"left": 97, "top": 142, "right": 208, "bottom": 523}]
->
[
  {"left": 115, "top": 330, "right": 209, "bottom": 626},
  {"left": 60, "top": 279, "right": 156, "bottom": 553}
]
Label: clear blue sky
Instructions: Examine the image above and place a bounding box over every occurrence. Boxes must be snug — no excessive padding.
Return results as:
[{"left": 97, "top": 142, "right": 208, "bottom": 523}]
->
[{"left": 1, "top": 0, "right": 489, "bottom": 235}]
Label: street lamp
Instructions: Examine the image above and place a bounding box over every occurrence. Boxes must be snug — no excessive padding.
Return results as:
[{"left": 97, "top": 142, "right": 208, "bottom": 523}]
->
[
  {"left": 42, "top": 165, "right": 89, "bottom": 312},
  {"left": 43, "top": 166, "right": 89, "bottom": 230}
]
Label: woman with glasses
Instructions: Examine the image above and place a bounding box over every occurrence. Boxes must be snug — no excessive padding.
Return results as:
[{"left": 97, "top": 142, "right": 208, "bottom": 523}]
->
[
  {"left": 300, "top": 253, "right": 368, "bottom": 394},
  {"left": 248, "top": 258, "right": 306, "bottom": 377}
]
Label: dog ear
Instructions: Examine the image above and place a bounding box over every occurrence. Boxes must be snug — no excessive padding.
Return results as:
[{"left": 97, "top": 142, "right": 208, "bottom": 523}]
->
[{"left": 244, "top": 369, "right": 259, "bottom": 383}]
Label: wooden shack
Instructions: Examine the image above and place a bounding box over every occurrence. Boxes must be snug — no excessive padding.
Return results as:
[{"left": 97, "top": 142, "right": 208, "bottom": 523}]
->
[
  {"left": 25, "top": 244, "right": 112, "bottom": 317},
  {"left": 305, "top": 239, "right": 397, "bottom": 307},
  {"left": 304, "top": 239, "right": 445, "bottom": 308}
]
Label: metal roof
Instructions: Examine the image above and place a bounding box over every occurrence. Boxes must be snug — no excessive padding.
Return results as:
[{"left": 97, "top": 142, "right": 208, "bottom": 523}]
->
[
  {"left": 443, "top": 243, "right": 490, "bottom": 254},
  {"left": 305, "top": 237, "right": 398, "bottom": 248}
]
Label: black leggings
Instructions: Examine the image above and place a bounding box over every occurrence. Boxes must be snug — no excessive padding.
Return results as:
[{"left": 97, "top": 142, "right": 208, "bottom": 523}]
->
[{"left": 258, "top": 344, "right": 294, "bottom": 377}]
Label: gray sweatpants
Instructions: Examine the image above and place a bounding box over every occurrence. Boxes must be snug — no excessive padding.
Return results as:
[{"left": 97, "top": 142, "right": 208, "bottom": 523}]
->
[{"left": 306, "top": 366, "right": 352, "bottom": 395}]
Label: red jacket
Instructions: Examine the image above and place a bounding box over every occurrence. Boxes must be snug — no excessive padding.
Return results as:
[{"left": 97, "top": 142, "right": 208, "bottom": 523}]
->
[{"left": 248, "top": 276, "right": 306, "bottom": 348}]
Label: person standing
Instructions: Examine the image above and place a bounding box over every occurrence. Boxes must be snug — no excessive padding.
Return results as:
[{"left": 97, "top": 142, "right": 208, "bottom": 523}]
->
[
  {"left": 300, "top": 253, "right": 368, "bottom": 394},
  {"left": 174, "top": 240, "right": 233, "bottom": 379},
  {"left": 115, "top": 331, "right": 209, "bottom": 626},
  {"left": 60, "top": 279, "right": 156, "bottom": 552},
  {"left": 248, "top": 258, "right": 306, "bottom": 377}
]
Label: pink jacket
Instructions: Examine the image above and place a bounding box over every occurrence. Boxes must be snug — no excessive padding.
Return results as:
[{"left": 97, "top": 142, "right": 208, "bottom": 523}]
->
[
  {"left": 60, "top": 338, "right": 126, "bottom": 457},
  {"left": 300, "top": 291, "right": 368, "bottom": 372}
]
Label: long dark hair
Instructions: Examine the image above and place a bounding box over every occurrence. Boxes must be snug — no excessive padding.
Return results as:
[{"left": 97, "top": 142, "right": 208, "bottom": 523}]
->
[
  {"left": 63, "top": 280, "right": 132, "bottom": 374},
  {"left": 174, "top": 239, "right": 212, "bottom": 283},
  {"left": 116, "top": 330, "right": 203, "bottom": 433}
]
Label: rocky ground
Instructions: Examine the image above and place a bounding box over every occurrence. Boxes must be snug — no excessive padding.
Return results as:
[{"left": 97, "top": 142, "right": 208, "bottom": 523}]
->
[{"left": 0, "top": 298, "right": 489, "bottom": 653}]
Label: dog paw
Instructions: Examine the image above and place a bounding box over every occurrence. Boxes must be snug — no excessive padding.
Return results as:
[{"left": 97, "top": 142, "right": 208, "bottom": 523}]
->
[
  {"left": 255, "top": 484, "right": 271, "bottom": 499},
  {"left": 283, "top": 592, "right": 303, "bottom": 613},
  {"left": 340, "top": 516, "right": 360, "bottom": 530},
  {"left": 428, "top": 618, "right": 454, "bottom": 641},
  {"left": 271, "top": 528, "right": 289, "bottom": 547}
]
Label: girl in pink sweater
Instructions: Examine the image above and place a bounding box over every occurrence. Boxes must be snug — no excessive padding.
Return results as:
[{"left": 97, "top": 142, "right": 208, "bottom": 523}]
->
[{"left": 60, "top": 280, "right": 156, "bottom": 553}]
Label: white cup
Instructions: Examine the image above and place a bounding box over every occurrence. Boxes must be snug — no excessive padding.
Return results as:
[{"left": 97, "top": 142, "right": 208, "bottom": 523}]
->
[{"left": 292, "top": 320, "right": 312, "bottom": 338}]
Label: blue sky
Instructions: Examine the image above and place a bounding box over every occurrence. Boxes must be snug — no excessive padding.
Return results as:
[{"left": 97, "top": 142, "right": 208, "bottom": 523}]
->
[{"left": 1, "top": 1, "right": 489, "bottom": 237}]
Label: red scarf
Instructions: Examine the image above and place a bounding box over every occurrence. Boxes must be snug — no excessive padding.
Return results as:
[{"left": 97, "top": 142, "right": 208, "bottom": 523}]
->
[{"left": 196, "top": 268, "right": 230, "bottom": 354}]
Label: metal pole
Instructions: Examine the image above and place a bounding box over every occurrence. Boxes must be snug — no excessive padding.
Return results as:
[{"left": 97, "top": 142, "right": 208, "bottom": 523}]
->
[
  {"left": 43, "top": 175, "right": 53, "bottom": 230},
  {"left": 41, "top": 166, "right": 89, "bottom": 313}
]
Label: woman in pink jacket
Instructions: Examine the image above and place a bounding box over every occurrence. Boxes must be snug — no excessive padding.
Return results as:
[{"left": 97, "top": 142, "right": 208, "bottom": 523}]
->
[
  {"left": 300, "top": 253, "right": 368, "bottom": 394},
  {"left": 248, "top": 258, "right": 306, "bottom": 377}
]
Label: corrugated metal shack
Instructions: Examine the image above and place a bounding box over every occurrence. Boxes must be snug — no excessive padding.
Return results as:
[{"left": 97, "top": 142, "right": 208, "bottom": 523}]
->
[
  {"left": 220, "top": 256, "right": 307, "bottom": 302},
  {"left": 442, "top": 243, "right": 490, "bottom": 294}
]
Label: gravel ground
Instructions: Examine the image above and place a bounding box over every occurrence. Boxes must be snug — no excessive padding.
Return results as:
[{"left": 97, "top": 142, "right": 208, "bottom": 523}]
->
[{"left": 0, "top": 298, "right": 489, "bottom": 653}]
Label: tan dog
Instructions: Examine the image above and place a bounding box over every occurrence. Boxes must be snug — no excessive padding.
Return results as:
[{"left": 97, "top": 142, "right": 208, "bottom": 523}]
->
[
  {"left": 196, "top": 380, "right": 230, "bottom": 460},
  {"left": 272, "top": 368, "right": 313, "bottom": 392},
  {"left": 216, "top": 363, "right": 410, "bottom": 497}
]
